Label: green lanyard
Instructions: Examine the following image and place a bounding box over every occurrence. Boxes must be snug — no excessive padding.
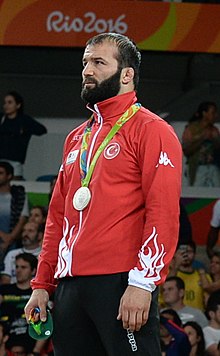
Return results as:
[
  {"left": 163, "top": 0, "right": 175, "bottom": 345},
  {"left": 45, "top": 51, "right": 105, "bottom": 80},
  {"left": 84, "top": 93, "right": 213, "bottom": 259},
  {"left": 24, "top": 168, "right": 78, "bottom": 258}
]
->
[{"left": 81, "top": 103, "right": 141, "bottom": 188}]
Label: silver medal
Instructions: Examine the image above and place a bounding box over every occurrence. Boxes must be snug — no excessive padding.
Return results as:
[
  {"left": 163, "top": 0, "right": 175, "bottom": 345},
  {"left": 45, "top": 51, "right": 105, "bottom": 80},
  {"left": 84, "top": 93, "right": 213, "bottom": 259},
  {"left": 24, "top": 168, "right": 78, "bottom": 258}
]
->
[{"left": 73, "top": 186, "right": 91, "bottom": 211}]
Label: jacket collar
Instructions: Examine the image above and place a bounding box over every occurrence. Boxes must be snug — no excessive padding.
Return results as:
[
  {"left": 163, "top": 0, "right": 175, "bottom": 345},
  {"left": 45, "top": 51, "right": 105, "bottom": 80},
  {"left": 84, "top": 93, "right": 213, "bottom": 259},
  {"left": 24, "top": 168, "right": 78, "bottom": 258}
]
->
[{"left": 86, "top": 91, "right": 137, "bottom": 124}]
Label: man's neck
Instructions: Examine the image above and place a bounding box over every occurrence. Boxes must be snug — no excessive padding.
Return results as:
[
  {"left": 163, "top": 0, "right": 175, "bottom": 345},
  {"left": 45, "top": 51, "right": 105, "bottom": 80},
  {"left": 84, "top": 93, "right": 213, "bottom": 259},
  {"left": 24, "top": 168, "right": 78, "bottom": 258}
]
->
[
  {"left": 0, "top": 184, "right": 10, "bottom": 194},
  {"left": 24, "top": 244, "right": 40, "bottom": 252},
  {"left": 169, "top": 300, "right": 185, "bottom": 311},
  {"left": 16, "top": 281, "right": 31, "bottom": 290},
  {"left": 179, "top": 265, "right": 194, "bottom": 273},
  {"left": 210, "top": 320, "right": 220, "bottom": 330}
]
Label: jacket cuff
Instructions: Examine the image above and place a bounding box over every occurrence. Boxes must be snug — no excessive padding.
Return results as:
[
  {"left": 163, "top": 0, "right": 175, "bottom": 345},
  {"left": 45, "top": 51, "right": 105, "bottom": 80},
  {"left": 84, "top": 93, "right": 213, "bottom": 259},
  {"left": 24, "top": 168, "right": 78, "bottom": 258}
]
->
[
  {"left": 128, "top": 269, "right": 156, "bottom": 293},
  {"left": 31, "top": 279, "right": 57, "bottom": 296}
]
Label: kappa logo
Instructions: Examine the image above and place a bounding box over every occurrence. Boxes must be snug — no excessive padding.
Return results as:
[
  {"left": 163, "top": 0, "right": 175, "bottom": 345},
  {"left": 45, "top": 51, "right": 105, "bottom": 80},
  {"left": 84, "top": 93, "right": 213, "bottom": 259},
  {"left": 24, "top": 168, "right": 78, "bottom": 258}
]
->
[
  {"left": 66, "top": 150, "right": 79, "bottom": 165},
  {"left": 156, "top": 151, "right": 174, "bottom": 168},
  {"left": 71, "top": 135, "right": 83, "bottom": 141},
  {"left": 104, "top": 143, "right": 120, "bottom": 160}
]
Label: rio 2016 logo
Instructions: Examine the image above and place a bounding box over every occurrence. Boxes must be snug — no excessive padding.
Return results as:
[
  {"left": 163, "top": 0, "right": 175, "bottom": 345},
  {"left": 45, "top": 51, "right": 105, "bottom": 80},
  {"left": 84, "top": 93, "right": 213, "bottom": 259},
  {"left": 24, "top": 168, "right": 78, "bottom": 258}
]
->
[{"left": 46, "top": 11, "right": 128, "bottom": 34}]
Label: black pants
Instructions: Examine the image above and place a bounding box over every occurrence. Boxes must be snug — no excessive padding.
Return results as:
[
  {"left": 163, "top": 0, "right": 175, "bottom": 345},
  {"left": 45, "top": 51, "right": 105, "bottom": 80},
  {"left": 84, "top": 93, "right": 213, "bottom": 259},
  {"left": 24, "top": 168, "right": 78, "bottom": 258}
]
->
[{"left": 53, "top": 273, "right": 161, "bottom": 356}]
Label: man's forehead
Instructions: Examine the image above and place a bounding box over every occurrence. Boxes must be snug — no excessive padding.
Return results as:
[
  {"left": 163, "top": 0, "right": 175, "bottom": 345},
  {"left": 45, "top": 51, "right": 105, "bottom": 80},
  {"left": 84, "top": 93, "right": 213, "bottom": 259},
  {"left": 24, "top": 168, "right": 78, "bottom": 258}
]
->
[{"left": 83, "top": 41, "right": 118, "bottom": 58}]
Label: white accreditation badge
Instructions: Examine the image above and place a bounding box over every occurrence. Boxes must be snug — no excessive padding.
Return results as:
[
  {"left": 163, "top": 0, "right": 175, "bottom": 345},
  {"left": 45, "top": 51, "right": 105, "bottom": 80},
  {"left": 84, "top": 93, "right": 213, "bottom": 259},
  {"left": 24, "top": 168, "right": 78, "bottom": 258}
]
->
[{"left": 73, "top": 186, "right": 91, "bottom": 211}]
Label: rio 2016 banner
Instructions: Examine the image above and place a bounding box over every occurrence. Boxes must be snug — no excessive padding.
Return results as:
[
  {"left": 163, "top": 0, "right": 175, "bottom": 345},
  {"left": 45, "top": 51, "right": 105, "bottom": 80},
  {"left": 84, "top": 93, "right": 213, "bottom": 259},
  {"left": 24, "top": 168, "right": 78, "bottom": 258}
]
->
[{"left": 0, "top": 0, "right": 220, "bottom": 53}]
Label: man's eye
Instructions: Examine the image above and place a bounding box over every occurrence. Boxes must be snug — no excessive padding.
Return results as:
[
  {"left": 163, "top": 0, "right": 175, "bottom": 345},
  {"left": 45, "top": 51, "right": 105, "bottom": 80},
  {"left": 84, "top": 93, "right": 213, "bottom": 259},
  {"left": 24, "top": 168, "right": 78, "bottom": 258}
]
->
[{"left": 95, "top": 60, "right": 104, "bottom": 65}]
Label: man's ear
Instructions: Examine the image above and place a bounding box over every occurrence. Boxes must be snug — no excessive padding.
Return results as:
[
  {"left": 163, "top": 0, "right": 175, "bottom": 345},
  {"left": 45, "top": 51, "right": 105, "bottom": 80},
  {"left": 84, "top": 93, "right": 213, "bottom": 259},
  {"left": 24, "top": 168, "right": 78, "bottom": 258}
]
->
[{"left": 121, "top": 67, "right": 134, "bottom": 85}]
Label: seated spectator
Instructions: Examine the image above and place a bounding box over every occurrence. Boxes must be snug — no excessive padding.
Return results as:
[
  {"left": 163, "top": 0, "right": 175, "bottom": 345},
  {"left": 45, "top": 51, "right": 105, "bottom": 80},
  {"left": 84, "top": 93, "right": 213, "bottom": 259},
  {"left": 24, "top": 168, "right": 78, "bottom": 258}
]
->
[
  {"left": 7, "top": 339, "right": 27, "bottom": 356},
  {"left": 28, "top": 205, "right": 47, "bottom": 232},
  {"left": 168, "top": 241, "right": 211, "bottom": 310},
  {"left": 160, "top": 308, "right": 191, "bottom": 356},
  {"left": 203, "top": 290, "right": 220, "bottom": 355},
  {"left": 0, "top": 91, "right": 47, "bottom": 180},
  {"left": 0, "top": 162, "right": 29, "bottom": 270},
  {"left": 0, "top": 321, "right": 14, "bottom": 356},
  {"left": 182, "top": 101, "right": 220, "bottom": 187},
  {"left": 183, "top": 321, "right": 206, "bottom": 356},
  {"left": 0, "top": 222, "right": 42, "bottom": 284},
  {"left": 207, "top": 199, "right": 220, "bottom": 258},
  {"left": 0, "top": 253, "right": 48, "bottom": 355},
  {"left": 0, "top": 253, "right": 37, "bottom": 352},
  {"left": 162, "top": 276, "right": 208, "bottom": 328},
  {"left": 198, "top": 252, "right": 220, "bottom": 297}
]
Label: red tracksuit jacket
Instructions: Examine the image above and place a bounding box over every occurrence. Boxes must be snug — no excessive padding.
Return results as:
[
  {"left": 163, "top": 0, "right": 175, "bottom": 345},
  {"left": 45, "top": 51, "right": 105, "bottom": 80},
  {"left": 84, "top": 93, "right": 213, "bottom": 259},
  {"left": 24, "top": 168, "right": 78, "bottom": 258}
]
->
[{"left": 32, "top": 91, "right": 182, "bottom": 294}]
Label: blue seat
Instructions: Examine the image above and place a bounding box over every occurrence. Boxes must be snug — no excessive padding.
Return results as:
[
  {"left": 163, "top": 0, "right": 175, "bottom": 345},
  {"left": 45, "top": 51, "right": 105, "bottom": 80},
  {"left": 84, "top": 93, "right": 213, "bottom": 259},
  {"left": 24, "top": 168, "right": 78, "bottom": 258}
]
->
[{"left": 36, "top": 174, "right": 56, "bottom": 182}]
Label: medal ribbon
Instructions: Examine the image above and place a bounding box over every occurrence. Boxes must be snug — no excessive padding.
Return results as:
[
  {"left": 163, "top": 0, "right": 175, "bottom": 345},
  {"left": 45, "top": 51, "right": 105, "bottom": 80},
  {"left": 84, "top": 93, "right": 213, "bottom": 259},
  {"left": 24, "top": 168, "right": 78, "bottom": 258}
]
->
[
  {"left": 80, "top": 116, "right": 94, "bottom": 180},
  {"left": 80, "top": 103, "right": 141, "bottom": 188}
]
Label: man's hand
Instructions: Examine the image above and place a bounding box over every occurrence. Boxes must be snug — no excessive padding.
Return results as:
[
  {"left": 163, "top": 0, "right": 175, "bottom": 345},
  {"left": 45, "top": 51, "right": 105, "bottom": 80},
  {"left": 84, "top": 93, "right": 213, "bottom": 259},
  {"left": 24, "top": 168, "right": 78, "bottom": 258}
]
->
[
  {"left": 117, "top": 285, "right": 152, "bottom": 332},
  {"left": 24, "top": 289, "right": 49, "bottom": 323}
]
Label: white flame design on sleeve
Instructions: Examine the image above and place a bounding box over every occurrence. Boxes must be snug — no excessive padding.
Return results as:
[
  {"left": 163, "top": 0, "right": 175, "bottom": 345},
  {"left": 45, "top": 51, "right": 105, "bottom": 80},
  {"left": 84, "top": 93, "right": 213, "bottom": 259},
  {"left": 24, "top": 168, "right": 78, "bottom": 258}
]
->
[
  {"left": 55, "top": 213, "right": 82, "bottom": 278},
  {"left": 128, "top": 227, "right": 166, "bottom": 292}
]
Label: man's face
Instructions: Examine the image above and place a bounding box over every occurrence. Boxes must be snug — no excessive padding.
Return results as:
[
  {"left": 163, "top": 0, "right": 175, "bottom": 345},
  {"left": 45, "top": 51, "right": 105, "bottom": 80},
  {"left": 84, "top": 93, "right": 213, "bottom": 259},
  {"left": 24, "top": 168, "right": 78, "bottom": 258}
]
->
[
  {"left": 162, "top": 281, "right": 182, "bottom": 306},
  {"left": 29, "top": 207, "right": 45, "bottom": 225},
  {"left": 179, "top": 245, "right": 195, "bottom": 268},
  {"left": 0, "top": 167, "right": 11, "bottom": 187},
  {"left": 210, "top": 256, "right": 220, "bottom": 276},
  {"left": 81, "top": 41, "right": 122, "bottom": 105},
  {"left": 21, "top": 222, "right": 39, "bottom": 248},
  {"left": 15, "top": 258, "right": 34, "bottom": 284}
]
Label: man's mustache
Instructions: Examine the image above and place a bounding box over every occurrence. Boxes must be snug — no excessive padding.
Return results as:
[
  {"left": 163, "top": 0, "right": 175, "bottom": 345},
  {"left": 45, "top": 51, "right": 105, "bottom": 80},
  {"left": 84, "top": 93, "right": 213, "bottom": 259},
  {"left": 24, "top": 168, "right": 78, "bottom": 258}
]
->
[{"left": 82, "top": 77, "right": 98, "bottom": 86}]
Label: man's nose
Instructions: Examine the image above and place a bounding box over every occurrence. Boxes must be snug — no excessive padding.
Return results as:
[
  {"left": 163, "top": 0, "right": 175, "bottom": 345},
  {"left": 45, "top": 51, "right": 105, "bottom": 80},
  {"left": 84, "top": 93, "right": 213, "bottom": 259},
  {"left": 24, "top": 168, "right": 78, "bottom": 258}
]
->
[{"left": 82, "top": 62, "right": 94, "bottom": 76}]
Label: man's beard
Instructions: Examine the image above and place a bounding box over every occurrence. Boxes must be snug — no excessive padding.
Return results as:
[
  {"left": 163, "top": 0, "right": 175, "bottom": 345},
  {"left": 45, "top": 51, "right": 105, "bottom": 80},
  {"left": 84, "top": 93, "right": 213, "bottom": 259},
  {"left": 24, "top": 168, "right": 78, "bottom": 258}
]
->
[{"left": 81, "top": 68, "right": 122, "bottom": 105}]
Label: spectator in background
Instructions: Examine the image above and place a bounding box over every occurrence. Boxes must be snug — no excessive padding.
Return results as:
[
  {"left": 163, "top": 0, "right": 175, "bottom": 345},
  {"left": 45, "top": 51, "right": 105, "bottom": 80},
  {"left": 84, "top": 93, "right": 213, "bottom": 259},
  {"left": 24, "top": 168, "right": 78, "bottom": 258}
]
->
[
  {"left": 28, "top": 205, "right": 47, "bottom": 231},
  {"left": 0, "top": 91, "right": 47, "bottom": 180},
  {"left": 168, "top": 241, "right": 211, "bottom": 310},
  {"left": 7, "top": 340, "right": 27, "bottom": 356},
  {"left": 162, "top": 276, "right": 208, "bottom": 328},
  {"left": 0, "top": 253, "right": 48, "bottom": 356},
  {"left": 182, "top": 101, "right": 220, "bottom": 187},
  {"left": 183, "top": 321, "right": 206, "bottom": 356},
  {"left": 207, "top": 199, "right": 220, "bottom": 258},
  {"left": 0, "top": 162, "right": 29, "bottom": 270},
  {"left": 0, "top": 221, "right": 42, "bottom": 284},
  {"left": 0, "top": 321, "right": 14, "bottom": 356},
  {"left": 203, "top": 290, "right": 220, "bottom": 355},
  {"left": 197, "top": 252, "right": 220, "bottom": 297},
  {"left": 160, "top": 308, "right": 191, "bottom": 356}
]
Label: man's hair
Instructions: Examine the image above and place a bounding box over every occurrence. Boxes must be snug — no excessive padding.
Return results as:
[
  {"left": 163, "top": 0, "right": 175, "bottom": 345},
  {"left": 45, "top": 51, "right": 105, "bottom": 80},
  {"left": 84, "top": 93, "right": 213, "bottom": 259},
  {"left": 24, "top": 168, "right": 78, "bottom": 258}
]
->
[
  {"left": 86, "top": 33, "right": 141, "bottom": 90},
  {"left": 0, "top": 161, "right": 14, "bottom": 176},
  {"left": 165, "top": 276, "right": 185, "bottom": 291},
  {"left": 15, "top": 252, "right": 38, "bottom": 271},
  {"left": 177, "top": 240, "right": 196, "bottom": 253},
  {"left": 160, "top": 308, "right": 182, "bottom": 327},
  {"left": 206, "top": 290, "right": 220, "bottom": 319}
]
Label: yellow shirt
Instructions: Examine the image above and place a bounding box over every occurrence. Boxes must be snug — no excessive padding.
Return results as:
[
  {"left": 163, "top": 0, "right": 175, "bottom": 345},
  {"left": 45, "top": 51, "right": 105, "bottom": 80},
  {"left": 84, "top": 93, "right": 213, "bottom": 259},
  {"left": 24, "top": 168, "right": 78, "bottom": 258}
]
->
[{"left": 177, "top": 270, "right": 211, "bottom": 311}]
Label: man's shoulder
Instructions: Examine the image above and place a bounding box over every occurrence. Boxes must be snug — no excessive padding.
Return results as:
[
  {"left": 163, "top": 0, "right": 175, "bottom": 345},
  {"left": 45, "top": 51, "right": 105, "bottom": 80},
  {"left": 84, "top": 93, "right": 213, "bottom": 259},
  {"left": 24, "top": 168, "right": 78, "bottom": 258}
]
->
[
  {"left": 182, "top": 305, "right": 205, "bottom": 316},
  {"left": 4, "top": 248, "right": 23, "bottom": 260},
  {"left": 10, "top": 184, "right": 25, "bottom": 194},
  {"left": 64, "top": 121, "right": 88, "bottom": 145},
  {"left": 137, "top": 107, "right": 178, "bottom": 137}
]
